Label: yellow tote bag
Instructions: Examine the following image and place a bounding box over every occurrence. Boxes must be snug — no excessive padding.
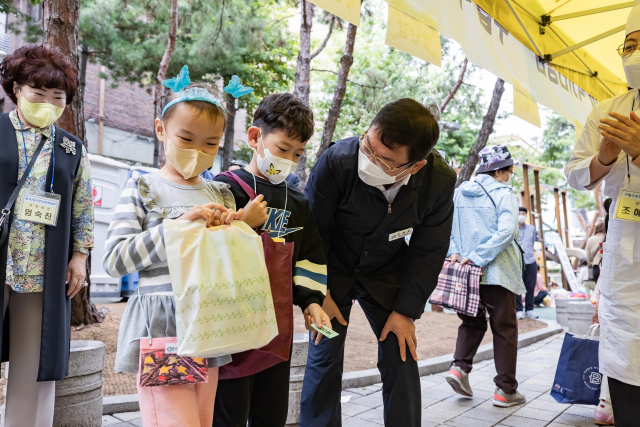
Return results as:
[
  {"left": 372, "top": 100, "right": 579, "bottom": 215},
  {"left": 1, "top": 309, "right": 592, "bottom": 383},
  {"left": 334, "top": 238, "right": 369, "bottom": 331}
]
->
[{"left": 164, "top": 219, "right": 278, "bottom": 358}]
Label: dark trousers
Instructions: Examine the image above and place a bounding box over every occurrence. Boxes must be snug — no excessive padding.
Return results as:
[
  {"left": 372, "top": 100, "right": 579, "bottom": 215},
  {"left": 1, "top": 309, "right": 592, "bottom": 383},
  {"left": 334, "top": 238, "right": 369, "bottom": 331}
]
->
[
  {"left": 609, "top": 377, "right": 640, "bottom": 427},
  {"left": 299, "top": 282, "right": 421, "bottom": 427},
  {"left": 592, "top": 264, "right": 600, "bottom": 283},
  {"left": 516, "top": 262, "right": 537, "bottom": 312},
  {"left": 212, "top": 357, "right": 291, "bottom": 427},
  {"left": 533, "top": 291, "right": 548, "bottom": 305},
  {"left": 453, "top": 285, "right": 519, "bottom": 394}
]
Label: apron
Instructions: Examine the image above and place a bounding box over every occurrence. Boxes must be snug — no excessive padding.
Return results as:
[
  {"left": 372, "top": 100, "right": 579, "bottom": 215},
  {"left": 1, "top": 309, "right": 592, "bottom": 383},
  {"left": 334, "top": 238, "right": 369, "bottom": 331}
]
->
[{"left": 599, "top": 197, "right": 640, "bottom": 386}]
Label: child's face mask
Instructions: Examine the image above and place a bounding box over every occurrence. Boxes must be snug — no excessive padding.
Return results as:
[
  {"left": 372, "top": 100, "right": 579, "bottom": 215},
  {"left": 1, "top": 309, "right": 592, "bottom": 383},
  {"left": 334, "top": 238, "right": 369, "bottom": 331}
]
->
[
  {"left": 163, "top": 123, "right": 216, "bottom": 179},
  {"left": 255, "top": 130, "right": 298, "bottom": 184}
]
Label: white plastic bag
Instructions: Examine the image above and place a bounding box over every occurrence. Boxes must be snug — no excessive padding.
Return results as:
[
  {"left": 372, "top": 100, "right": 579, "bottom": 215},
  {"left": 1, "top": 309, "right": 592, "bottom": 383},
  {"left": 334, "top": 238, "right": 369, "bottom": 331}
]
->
[{"left": 164, "top": 219, "right": 278, "bottom": 358}]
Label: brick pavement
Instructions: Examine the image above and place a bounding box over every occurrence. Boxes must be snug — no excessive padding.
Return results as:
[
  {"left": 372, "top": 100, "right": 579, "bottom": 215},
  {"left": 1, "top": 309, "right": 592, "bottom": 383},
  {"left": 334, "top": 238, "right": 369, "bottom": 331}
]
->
[{"left": 103, "top": 334, "right": 598, "bottom": 427}]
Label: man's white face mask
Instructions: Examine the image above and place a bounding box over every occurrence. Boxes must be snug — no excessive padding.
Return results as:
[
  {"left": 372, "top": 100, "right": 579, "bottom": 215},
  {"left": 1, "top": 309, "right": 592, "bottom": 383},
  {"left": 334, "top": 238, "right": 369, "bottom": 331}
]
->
[{"left": 624, "top": 50, "right": 640, "bottom": 89}]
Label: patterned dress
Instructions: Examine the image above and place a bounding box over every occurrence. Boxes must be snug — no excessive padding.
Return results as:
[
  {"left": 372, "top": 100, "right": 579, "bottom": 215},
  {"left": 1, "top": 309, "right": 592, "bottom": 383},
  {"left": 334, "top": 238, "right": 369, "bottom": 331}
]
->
[{"left": 5, "top": 110, "right": 94, "bottom": 293}]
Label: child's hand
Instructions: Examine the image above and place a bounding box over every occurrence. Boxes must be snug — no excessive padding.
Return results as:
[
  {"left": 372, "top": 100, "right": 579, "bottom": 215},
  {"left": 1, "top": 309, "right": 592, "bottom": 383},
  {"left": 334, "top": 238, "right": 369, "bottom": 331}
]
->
[
  {"left": 176, "top": 202, "right": 228, "bottom": 227},
  {"left": 212, "top": 207, "right": 238, "bottom": 225},
  {"left": 242, "top": 194, "right": 268, "bottom": 228},
  {"left": 304, "top": 303, "right": 333, "bottom": 345}
]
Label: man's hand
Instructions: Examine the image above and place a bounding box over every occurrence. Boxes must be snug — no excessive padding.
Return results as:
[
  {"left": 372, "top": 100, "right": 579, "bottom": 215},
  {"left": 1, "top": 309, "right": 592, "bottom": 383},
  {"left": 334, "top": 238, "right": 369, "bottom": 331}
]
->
[
  {"left": 598, "top": 137, "right": 622, "bottom": 166},
  {"left": 304, "top": 303, "right": 333, "bottom": 345},
  {"left": 380, "top": 311, "right": 417, "bottom": 362},
  {"left": 599, "top": 112, "right": 640, "bottom": 160},
  {"left": 311, "top": 290, "right": 347, "bottom": 345},
  {"left": 591, "top": 309, "right": 599, "bottom": 325}
]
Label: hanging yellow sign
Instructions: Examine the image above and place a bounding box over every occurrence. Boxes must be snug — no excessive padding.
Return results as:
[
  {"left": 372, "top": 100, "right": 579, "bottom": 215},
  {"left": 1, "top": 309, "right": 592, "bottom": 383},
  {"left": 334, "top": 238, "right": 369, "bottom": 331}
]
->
[
  {"left": 513, "top": 86, "right": 541, "bottom": 128},
  {"left": 308, "top": 0, "right": 361, "bottom": 27},
  {"left": 385, "top": 6, "right": 441, "bottom": 67}
]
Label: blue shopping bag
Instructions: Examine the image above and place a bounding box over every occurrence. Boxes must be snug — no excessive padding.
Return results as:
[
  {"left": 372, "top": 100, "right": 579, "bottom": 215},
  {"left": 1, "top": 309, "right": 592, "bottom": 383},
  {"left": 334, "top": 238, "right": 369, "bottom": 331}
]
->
[{"left": 550, "top": 325, "right": 602, "bottom": 405}]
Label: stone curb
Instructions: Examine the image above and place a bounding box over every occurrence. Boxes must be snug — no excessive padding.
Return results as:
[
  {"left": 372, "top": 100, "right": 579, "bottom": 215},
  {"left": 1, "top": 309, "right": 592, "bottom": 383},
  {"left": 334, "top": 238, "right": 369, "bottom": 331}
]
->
[
  {"left": 341, "top": 318, "right": 563, "bottom": 389},
  {"left": 103, "top": 394, "right": 139, "bottom": 415},
  {"left": 102, "top": 320, "right": 563, "bottom": 414}
]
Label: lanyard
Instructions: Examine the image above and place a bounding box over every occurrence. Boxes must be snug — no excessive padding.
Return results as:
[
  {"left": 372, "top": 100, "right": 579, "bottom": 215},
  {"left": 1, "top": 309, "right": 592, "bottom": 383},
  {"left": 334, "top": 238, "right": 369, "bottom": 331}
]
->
[
  {"left": 17, "top": 115, "right": 55, "bottom": 193},
  {"left": 246, "top": 170, "right": 288, "bottom": 241}
]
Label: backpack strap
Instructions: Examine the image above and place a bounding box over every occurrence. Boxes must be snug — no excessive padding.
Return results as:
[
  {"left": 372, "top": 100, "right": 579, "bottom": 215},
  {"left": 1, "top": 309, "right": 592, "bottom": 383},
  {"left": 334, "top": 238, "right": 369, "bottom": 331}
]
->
[{"left": 218, "top": 171, "right": 257, "bottom": 200}]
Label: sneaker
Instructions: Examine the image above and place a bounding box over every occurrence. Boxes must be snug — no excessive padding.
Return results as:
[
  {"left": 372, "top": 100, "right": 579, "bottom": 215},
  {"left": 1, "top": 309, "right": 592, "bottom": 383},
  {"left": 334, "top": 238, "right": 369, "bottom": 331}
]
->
[
  {"left": 492, "top": 387, "right": 526, "bottom": 407},
  {"left": 516, "top": 311, "right": 525, "bottom": 320},
  {"left": 446, "top": 366, "right": 473, "bottom": 397},
  {"left": 593, "top": 399, "right": 614, "bottom": 426},
  {"left": 525, "top": 310, "right": 539, "bottom": 320}
]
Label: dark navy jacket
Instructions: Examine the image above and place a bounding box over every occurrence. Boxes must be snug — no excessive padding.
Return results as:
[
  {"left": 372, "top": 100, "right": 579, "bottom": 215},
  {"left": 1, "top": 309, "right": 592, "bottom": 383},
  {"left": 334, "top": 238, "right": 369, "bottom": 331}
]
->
[{"left": 304, "top": 136, "right": 456, "bottom": 320}]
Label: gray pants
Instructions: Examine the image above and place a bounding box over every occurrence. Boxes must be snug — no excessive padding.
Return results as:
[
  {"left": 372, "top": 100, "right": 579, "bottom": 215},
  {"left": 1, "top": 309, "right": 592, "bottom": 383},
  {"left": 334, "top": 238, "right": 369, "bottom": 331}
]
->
[{"left": 3, "top": 286, "right": 55, "bottom": 427}]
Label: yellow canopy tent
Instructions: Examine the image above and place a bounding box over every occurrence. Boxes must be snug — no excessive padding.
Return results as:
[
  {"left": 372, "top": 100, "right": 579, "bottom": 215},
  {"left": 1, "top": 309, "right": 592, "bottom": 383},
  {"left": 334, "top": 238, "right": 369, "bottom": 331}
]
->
[{"left": 307, "top": 0, "right": 635, "bottom": 128}]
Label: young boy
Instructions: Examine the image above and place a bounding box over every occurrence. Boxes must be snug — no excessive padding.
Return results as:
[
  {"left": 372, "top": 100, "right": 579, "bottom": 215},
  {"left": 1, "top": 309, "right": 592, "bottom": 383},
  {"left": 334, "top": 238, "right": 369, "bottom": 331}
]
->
[{"left": 212, "top": 93, "right": 330, "bottom": 426}]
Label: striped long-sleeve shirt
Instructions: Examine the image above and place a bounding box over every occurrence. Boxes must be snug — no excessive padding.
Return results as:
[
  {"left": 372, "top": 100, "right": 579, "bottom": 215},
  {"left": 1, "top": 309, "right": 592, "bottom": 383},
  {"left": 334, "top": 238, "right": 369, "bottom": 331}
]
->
[{"left": 103, "top": 173, "right": 236, "bottom": 295}]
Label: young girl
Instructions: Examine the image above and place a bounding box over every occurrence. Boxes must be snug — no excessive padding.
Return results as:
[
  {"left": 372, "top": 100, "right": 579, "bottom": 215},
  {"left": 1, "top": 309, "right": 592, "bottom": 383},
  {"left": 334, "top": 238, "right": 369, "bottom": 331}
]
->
[{"left": 103, "top": 67, "right": 266, "bottom": 427}]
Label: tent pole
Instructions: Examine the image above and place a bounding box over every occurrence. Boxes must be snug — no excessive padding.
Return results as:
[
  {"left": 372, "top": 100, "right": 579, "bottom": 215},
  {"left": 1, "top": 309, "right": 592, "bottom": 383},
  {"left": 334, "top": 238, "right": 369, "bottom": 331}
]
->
[
  {"left": 534, "top": 170, "right": 549, "bottom": 289},
  {"left": 550, "top": 25, "right": 626, "bottom": 60},
  {"left": 523, "top": 164, "right": 532, "bottom": 223},
  {"left": 545, "top": 3, "right": 634, "bottom": 23},
  {"left": 562, "top": 191, "right": 571, "bottom": 247},
  {"left": 554, "top": 188, "right": 563, "bottom": 244},
  {"left": 504, "top": 0, "right": 544, "bottom": 58}
]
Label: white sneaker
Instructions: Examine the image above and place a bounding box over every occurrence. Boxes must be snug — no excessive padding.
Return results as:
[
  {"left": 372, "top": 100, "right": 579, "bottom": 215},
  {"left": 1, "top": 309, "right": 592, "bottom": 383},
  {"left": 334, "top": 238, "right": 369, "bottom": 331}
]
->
[
  {"left": 516, "top": 311, "right": 525, "bottom": 320},
  {"left": 525, "top": 310, "right": 539, "bottom": 320}
]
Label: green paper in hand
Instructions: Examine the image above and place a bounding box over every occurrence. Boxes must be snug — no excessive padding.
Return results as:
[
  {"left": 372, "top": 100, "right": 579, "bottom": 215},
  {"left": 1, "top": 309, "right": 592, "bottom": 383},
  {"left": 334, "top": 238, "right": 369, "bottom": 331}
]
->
[{"left": 311, "top": 323, "right": 339, "bottom": 339}]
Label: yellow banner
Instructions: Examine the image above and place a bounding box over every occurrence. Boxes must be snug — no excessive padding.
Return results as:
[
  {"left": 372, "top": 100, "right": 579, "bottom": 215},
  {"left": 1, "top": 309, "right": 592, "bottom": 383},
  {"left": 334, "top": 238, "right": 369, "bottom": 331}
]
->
[
  {"left": 513, "top": 86, "right": 541, "bottom": 128},
  {"left": 308, "top": 0, "right": 361, "bottom": 27},
  {"left": 385, "top": 6, "right": 441, "bottom": 67}
]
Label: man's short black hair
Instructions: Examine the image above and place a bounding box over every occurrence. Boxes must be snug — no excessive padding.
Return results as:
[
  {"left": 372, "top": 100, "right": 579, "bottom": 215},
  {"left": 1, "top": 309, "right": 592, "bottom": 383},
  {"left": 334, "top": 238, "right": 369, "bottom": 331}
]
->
[
  {"left": 370, "top": 98, "right": 440, "bottom": 163},
  {"left": 252, "top": 93, "right": 314, "bottom": 142},
  {"left": 519, "top": 207, "right": 528, "bottom": 213}
]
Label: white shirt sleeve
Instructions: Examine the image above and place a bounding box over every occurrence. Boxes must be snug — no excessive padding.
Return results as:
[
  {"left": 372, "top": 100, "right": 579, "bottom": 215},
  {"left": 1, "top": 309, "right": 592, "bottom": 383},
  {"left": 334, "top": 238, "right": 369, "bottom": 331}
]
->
[{"left": 565, "top": 105, "right": 609, "bottom": 191}]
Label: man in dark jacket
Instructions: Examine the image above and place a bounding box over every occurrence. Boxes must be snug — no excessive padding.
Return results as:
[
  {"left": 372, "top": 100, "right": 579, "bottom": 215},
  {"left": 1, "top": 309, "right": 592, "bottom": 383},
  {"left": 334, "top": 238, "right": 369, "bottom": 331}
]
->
[{"left": 299, "top": 99, "right": 456, "bottom": 427}]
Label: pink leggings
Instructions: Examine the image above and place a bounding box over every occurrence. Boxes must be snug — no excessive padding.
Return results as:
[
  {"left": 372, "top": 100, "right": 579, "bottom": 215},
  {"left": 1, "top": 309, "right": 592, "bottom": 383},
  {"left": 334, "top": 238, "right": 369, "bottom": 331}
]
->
[{"left": 137, "top": 367, "right": 218, "bottom": 427}]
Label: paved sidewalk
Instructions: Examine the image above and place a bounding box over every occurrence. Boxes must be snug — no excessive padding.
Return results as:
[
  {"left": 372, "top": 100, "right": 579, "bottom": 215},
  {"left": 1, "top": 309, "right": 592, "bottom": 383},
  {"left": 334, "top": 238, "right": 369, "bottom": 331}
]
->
[
  {"left": 102, "top": 333, "right": 596, "bottom": 427},
  {"left": 340, "top": 333, "right": 598, "bottom": 427}
]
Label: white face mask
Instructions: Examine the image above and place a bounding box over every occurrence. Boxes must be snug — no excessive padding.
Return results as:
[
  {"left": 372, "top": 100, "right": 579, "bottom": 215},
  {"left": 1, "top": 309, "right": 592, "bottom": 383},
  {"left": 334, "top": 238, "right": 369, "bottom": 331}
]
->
[
  {"left": 518, "top": 215, "right": 526, "bottom": 225},
  {"left": 357, "top": 149, "right": 412, "bottom": 187},
  {"left": 623, "top": 50, "right": 640, "bottom": 88},
  {"left": 255, "top": 131, "right": 298, "bottom": 184}
]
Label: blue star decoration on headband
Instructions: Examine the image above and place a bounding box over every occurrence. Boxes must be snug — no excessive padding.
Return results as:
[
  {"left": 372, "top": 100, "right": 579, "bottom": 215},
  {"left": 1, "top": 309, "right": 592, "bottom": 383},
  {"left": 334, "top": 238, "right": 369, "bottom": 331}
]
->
[
  {"left": 162, "top": 65, "right": 191, "bottom": 93},
  {"left": 224, "top": 75, "right": 254, "bottom": 98}
]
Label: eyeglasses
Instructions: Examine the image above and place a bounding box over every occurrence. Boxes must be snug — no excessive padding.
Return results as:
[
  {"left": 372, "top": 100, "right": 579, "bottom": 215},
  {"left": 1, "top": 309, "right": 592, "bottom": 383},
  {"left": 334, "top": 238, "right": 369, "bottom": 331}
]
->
[
  {"left": 617, "top": 40, "right": 639, "bottom": 57},
  {"left": 359, "top": 133, "right": 414, "bottom": 173}
]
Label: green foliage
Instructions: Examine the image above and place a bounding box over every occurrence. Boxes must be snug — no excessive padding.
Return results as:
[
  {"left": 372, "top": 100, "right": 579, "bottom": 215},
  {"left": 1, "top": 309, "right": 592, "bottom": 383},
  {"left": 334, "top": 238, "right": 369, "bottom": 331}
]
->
[
  {"left": 309, "top": 4, "right": 486, "bottom": 166},
  {"left": 538, "top": 111, "right": 575, "bottom": 169},
  {"left": 233, "top": 142, "right": 254, "bottom": 164},
  {"left": 79, "top": 0, "right": 296, "bottom": 119}
]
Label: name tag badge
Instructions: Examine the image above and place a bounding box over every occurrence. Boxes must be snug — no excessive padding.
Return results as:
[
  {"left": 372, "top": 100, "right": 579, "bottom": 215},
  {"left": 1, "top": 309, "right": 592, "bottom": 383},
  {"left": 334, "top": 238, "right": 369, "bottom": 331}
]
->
[
  {"left": 17, "top": 192, "right": 61, "bottom": 226},
  {"left": 389, "top": 227, "right": 413, "bottom": 242},
  {"left": 614, "top": 188, "right": 640, "bottom": 223}
]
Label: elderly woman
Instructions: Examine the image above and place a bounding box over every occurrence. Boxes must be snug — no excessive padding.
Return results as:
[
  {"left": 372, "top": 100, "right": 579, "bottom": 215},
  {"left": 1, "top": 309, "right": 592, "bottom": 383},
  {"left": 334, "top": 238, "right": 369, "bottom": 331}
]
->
[
  {"left": 445, "top": 145, "right": 526, "bottom": 407},
  {"left": 0, "top": 45, "right": 93, "bottom": 426}
]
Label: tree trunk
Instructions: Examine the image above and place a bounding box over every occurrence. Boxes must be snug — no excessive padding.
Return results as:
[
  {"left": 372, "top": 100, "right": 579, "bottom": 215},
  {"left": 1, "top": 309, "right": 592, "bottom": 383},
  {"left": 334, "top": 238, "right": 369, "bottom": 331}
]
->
[
  {"left": 153, "top": 0, "right": 179, "bottom": 168},
  {"left": 315, "top": 23, "right": 357, "bottom": 161},
  {"left": 456, "top": 78, "right": 505, "bottom": 187},
  {"left": 440, "top": 58, "right": 468, "bottom": 114},
  {"left": 44, "top": 0, "right": 104, "bottom": 325},
  {"left": 79, "top": 45, "right": 88, "bottom": 103},
  {"left": 222, "top": 88, "right": 236, "bottom": 172},
  {"left": 291, "top": 0, "right": 314, "bottom": 190}
]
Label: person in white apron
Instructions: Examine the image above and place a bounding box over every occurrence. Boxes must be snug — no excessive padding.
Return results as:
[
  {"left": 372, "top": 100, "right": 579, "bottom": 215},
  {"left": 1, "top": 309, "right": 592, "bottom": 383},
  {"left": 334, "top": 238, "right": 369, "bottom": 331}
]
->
[{"left": 565, "top": 6, "right": 640, "bottom": 425}]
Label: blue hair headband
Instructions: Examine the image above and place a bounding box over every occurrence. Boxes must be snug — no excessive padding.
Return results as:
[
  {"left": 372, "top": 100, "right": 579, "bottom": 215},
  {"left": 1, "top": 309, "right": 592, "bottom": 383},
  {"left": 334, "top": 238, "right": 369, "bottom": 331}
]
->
[{"left": 161, "top": 65, "right": 254, "bottom": 117}]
